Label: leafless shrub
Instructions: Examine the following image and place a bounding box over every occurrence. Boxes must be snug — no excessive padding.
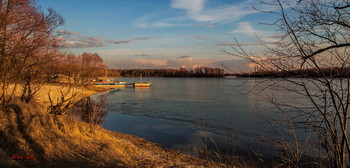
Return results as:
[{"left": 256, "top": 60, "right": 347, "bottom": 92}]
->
[
  {"left": 69, "top": 94, "right": 108, "bottom": 132},
  {"left": 47, "top": 85, "right": 82, "bottom": 115}
]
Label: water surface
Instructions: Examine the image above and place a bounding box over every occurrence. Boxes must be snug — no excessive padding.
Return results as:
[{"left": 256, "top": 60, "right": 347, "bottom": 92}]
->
[{"left": 100, "top": 77, "right": 300, "bottom": 155}]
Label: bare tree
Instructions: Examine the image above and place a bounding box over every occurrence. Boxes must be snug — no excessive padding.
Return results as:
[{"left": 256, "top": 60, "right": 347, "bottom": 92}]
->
[
  {"left": 80, "top": 52, "right": 105, "bottom": 83},
  {"left": 227, "top": 0, "right": 350, "bottom": 167},
  {"left": 0, "top": 0, "right": 64, "bottom": 104},
  {"left": 45, "top": 52, "right": 106, "bottom": 84}
]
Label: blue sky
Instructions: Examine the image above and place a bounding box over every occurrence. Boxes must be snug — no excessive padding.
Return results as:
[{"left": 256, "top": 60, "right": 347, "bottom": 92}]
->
[{"left": 36, "top": 0, "right": 279, "bottom": 71}]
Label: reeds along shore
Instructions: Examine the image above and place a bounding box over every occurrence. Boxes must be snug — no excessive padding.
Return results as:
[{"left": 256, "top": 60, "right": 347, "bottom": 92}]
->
[{"left": 0, "top": 84, "right": 229, "bottom": 168}]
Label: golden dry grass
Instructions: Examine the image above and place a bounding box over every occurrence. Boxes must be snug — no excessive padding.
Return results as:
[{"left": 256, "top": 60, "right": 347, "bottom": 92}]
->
[
  {"left": 6, "top": 83, "right": 101, "bottom": 108},
  {"left": 0, "top": 84, "right": 232, "bottom": 168}
]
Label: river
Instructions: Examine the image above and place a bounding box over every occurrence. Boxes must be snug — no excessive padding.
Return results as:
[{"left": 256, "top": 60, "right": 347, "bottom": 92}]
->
[{"left": 98, "top": 77, "right": 306, "bottom": 156}]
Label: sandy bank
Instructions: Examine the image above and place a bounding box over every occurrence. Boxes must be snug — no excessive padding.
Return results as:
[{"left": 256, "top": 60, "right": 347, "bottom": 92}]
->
[
  {"left": 36, "top": 84, "right": 104, "bottom": 108},
  {"left": 5, "top": 83, "right": 108, "bottom": 109}
]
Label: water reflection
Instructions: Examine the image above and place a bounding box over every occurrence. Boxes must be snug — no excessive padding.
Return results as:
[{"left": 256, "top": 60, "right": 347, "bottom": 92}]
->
[{"left": 101, "top": 78, "right": 285, "bottom": 156}]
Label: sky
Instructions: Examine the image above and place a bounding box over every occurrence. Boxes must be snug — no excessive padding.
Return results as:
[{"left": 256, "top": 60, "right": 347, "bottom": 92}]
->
[{"left": 36, "top": 0, "right": 280, "bottom": 72}]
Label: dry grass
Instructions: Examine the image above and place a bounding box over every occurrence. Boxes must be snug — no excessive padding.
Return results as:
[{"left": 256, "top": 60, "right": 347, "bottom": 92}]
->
[{"left": 0, "top": 84, "right": 232, "bottom": 168}]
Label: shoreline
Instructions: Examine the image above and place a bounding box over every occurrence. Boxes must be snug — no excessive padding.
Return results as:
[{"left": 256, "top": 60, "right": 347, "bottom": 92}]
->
[{"left": 0, "top": 83, "right": 232, "bottom": 167}]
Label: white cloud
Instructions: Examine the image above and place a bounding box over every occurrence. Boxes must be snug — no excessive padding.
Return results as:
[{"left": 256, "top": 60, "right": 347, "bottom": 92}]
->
[
  {"left": 171, "top": 0, "right": 256, "bottom": 23},
  {"left": 134, "top": 15, "right": 190, "bottom": 28},
  {"left": 152, "top": 22, "right": 183, "bottom": 28},
  {"left": 229, "top": 22, "right": 282, "bottom": 43},
  {"left": 134, "top": 0, "right": 257, "bottom": 29},
  {"left": 230, "top": 22, "right": 265, "bottom": 37},
  {"left": 135, "top": 58, "right": 168, "bottom": 67},
  {"left": 216, "top": 40, "right": 260, "bottom": 47},
  {"left": 106, "top": 37, "right": 160, "bottom": 45},
  {"left": 262, "top": 37, "right": 280, "bottom": 43},
  {"left": 167, "top": 56, "right": 213, "bottom": 68},
  {"left": 171, "top": 0, "right": 205, "bottom": 16},
  {"left": 63, "top": 40, "right": 76, "bottom": 45}
]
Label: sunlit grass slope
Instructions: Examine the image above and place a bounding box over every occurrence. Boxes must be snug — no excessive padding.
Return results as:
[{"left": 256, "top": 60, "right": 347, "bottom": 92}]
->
[{"left": 0, "top": 84, "right": 229, "bottom": 168}]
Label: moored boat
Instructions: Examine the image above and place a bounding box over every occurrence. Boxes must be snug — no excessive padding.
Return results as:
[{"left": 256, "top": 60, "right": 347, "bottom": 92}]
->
[
  {"left": 133, "top": 74, "right": 152, "bottom": 87},
  {"left": 94, "top": 81, "right": 126, "bottom": 86},
  {"left": 133, "top": 82, "right": 151, "bottom": 87},
  {"left": 94, "top": 78, "right": 127, "bottom": 88}
]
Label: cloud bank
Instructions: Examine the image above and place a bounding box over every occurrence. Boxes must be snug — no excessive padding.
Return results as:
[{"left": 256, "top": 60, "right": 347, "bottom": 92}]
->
[
  {"left": 57, "top": 30, "right": 105, "bottom": 48},
  {"left": 107, "top": 56, "right": 252, "bottom": 72},
  {"left": 57, "top": 30, "right": 160, "bottom": 48},
  {"left": 108, "top": 56, "right": 214, "bottom": 69}
]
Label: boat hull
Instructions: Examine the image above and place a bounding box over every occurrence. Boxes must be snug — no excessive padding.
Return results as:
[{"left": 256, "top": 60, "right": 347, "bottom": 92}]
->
[
  {"left": 94, "top": 84, "right": 125, "bottom": 88},
  {"left": 133, "top": 83, "right": 151, "bottom": 87}
]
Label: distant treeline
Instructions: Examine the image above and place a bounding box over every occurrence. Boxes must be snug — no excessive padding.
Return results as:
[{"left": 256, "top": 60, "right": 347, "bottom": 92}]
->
[
  {"left": 237, "top": 67, "right": 350, "bottom": 78},
  {"left": 108, "top": 67, "right": 225, "bottom": 77}
]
